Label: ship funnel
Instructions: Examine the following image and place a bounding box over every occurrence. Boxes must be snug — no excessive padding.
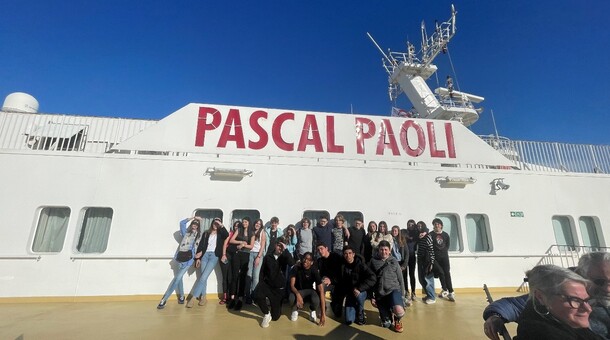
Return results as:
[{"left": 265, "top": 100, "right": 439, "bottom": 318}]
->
[{"left": 2, "top": 92, "right": 39, "bottom": 113}]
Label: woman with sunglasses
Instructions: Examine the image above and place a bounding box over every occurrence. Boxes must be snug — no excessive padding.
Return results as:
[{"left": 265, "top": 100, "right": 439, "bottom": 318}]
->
[{"left": 515, "top": 264, "right": 602, "bottom": 340}]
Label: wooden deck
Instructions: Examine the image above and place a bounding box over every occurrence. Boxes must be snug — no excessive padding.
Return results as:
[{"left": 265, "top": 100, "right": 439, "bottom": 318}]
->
[{"left": 1, "top": 290, "right": 520, "bottom": 340}]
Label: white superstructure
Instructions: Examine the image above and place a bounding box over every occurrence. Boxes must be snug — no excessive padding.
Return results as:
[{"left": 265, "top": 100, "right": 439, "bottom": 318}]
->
[{"left": 0, "top": 6, "right": 609, "bottom": 300}]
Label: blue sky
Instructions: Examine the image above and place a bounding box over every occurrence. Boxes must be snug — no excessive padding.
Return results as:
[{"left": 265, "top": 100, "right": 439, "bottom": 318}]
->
[{"left": 1, "top": 1, "right": 608, "bottom": 144}]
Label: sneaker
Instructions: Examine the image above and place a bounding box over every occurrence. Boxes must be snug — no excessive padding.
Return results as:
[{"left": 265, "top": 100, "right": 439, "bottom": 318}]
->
[
  {"left": 411, "top": 292, "right": 417, "bottom": 301},
  {"left": 177, "top": 296, "right": 185, "bottom": 304},
  {"left": 186, "top": 298, "right": 194, "bottom": 308},
  {"left": 310, "top": 311, "right": 317, "bottom": 322},
  {"left": 290, "top": 311, "right": 299, "bottom": 321},
  {"left": 394, "top": 319, "right": 404, "bottom": 333},
  {"left": 381, "top": 319, "right": 392, "bottom": 328},
  {"left": 157, "top": 300, "right": 166, "bottom": 309},
  {"left": 404, "top": 297, "right": 412, "bottom": 307},
  {"left": 234, "top": 299, "right": 243, "bottom": 311},
  {"left": 261, "top": 313, "right": 272, "bottom": 328},
  {"left": 423, "top": 297, "right": 436, "bottom": 304},
  {"left": 198, "top": 297, "right": 207, "bottom": 306},
  {"left": 441, "top": 290, "right": 449, "bottom": 299},
  {"left": 245, "top": 296, "right": 253, "bottom": 305},
  {"left": 448, "top": 292, "right": 456, "bottom": 302}
]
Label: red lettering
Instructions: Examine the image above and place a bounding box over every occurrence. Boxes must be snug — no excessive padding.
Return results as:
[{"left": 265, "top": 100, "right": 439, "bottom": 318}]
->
[
  {"left": 445, "top": 123, "right": 456, "bottom": 158},
  {"left": 248, "top": 110, "right": 268, "bottom": 150},
  {"left": 326, "top": 116, "right": 344, "bottom": 153},
  {"left": 272, "top": 112, "right": 295, "bottom": 151},
  {"left": 376, "top": 119, "right": 400, "bottom": 156},
  {"left": 195, "top": 106, "right": 221, "bottom": 147},
  {"left": 355, "top": 117, "right": 375, "bottom": 154},
  {"left": 427, "top": 122, "right": 446, "bottom": 158},
  {"left": 217, "top": 109, "right": 245, "bottom": 149},
  {"left": 297, "top": 115, "right": 323, "bottom": 152},
  {"left": 400, "top": 120, "right": 425, "bottom": 157}
]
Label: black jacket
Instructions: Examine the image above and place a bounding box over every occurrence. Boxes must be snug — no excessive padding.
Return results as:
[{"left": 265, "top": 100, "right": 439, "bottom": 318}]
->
[
  {"left": 338, "top": 255, "right": 377, "bottom": 293},
  {"left": 259, "top": 249, "right": 295, "bottom": 289},
  {"left": 196, "top": 227, "right": 229, "bottom": 258}
]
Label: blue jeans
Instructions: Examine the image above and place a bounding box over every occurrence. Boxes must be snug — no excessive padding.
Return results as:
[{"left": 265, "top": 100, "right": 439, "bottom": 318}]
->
[
  {"left": 345, "top": 290, "right": 367, "bottom": 324},
  {"left": 376, "top": 289, "right": 405, "bottom": 322},
  {"left": 161, "top": 262, "right": 191, "bottom": 301},
  {"left": 247, "top": 252, "right": 262, "bottom": 295},
  {"left": 418, "top": 261, "right": 436, "bottom": 300},
  {"left": 192, "top": 252, "right": 219, "bottom": 298}
]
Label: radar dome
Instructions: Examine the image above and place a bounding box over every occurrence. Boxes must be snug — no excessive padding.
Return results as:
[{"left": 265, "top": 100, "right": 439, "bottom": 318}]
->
[{"left": 2, "top": 92, "right": 39, "bottom": 113}]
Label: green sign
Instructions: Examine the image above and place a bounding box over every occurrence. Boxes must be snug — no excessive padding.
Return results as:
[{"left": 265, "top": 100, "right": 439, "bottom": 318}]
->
[{"left": 510, "top": 211, "right": 524, "bottom": 218}]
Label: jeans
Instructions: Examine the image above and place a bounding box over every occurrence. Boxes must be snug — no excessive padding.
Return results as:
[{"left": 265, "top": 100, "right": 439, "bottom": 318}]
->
[
  {"left": 192, "top": 252, "right": 219, "bottom": 298},
  {"left": 345, "top": 290, "right": 367, "bottom": 324},
  {"left": 247, "top": 252, "right": 262, "bottom": 296},
  {"left": 161, "top": 262, "right": 191, "bottom": 301},
  {"left": 376, "top": 289, "right": 404, "bottom": 322},
  {"left": 418, "top": 261, "right": 436, "bottom": 300}
]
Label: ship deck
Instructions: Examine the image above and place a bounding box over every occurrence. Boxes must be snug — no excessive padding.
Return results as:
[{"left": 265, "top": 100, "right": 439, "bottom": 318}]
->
[{"left": 1, "top": 290, "right": 521, "bottom": 340}]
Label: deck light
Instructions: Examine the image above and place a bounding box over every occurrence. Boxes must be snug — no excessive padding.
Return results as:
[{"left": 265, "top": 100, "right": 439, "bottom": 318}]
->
[{"left": 204, "top": 167, "right": 253, "bottom": 181}]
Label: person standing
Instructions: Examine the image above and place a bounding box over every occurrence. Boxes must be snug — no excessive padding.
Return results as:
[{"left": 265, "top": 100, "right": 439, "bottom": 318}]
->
[
  {"left": 246, "top": 218, "right": 266, "bottom": 304},
  {"left": 296, "top": 217, "right": 314, "bottom": 260},
  {"left": 227, "top": 218, "right": 252, "bottom": 310},
  {"left": 416, "top": 221, "right": 436, "bottom": 304},
  {"left": 369, "top": 240, "right": 406, "bottom": 333},
  {"left": 157, "top": 217, "right": 202, "bottom": 309},
  {"left": 312, "top": 215, "right": 333, "bottom": 255},
  {"left": 363, "top": 221, "right": 378, "bottom": 263},
  {"left": 255, "top": 239, "right": 295, "bottom": 328},
  {"left": 391, "top": 225, "right": 410, "bottom": 306},
  {"left": 431, "top": 218, "right": 455, "bottom": 301},
  {"left": 347, "top": 217, "right": 366, "bottom": 257},
  {"left": 265, "top": 216, "right": 283, "bottom": 254},
  {"left": 331, "top": 214, "right": 350, "bottom": 255},
  {"left": 404, "top": 219, "right": 418, "bottom": 301},
  {"left": 189, "top": 217, "right": 228, "bottom": 307}
]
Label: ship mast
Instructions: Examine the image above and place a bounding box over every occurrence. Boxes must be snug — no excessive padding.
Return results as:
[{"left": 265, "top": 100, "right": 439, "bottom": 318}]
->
[{"left": 368, "top": 5, "right": 484, "bottom": 126}]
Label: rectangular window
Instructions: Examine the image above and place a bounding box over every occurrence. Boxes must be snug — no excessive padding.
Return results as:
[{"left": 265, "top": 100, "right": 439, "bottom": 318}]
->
[
  {"left": 552, "top": 215, "right": 577, "bottom": 250},
  {"left": 465, "top": 214, "right": 492, "bottom": 252},
  {"left": 232, "top": 210, "right": 260, "bottom": 225},
  {"left": 302, "top": 210, "right": 330, "bottom": 230},
  {"left": 195, "top": 209, "right": 223, "bottom": 232},
  {"left": 336, "top": 211, "right": 364, "bottom": 229},
  {"left": 76, "top": 207, "right": 113, "bottom": 253},
  {"left": 32, "top": 207, "right": 71, "bottom": 252},
  {"left": 579, "top": 216, "right": 603, "bottom": 250},
  {"left": 435, "top": 214, "right": 462, "bottom": 252}
]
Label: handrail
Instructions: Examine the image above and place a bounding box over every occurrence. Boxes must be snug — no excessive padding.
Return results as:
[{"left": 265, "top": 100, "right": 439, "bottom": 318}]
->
[
  {"left": 0, "top": 255, "right": 41, "bottom": 260},
  {"left": 70, "top": 255, "right": 173, "bottom": 261},
  {"left": 481, "top": 136, "right": 610, "bottom": 174}
]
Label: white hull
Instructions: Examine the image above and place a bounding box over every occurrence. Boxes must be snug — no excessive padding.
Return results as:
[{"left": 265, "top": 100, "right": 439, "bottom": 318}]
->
[{"left": 1, "top": 104, "right": 608, "bottom": 298}]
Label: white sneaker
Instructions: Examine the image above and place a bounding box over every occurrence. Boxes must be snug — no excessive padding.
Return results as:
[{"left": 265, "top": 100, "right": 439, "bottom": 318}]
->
[
  {"left": 423, "top": 297, "right": 436, "bottom": 304},
  {"left": 261, "top": 313, "right": 272, "bottom": 328},
  {"left": 441, "top": 290, "right": 449, "bottom": 298},
  {"left": 448, "top": 292, "right": 455, "bottom": 302},
  {"left": 290, "top": 310, "right": 299, "bottom": 321},
  {"left": 310, "top": 311, "right": 317, "bottom": 322}
]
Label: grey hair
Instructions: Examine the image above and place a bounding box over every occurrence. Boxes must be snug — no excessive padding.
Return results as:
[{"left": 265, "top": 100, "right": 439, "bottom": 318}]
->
[
  {"left": 526, "top": 264, "right": 590, "bottom": 300},
  {"left": 577, "top": 252, "right": 610, "bottom": 277}
]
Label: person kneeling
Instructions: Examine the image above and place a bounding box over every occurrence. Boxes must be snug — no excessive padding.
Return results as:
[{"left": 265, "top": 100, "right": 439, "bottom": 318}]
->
[
  {"left": 289, "top": 252, "right": 327, "bottom": 326},
  {"left": 369, "top": 240, "right": 406, "bottom": 333},
  {"left": 337, "top": 246, "right": 376, "bottom": 325},
  {"left": 253, "top": 239, "right": 294, "bottom": 328}
]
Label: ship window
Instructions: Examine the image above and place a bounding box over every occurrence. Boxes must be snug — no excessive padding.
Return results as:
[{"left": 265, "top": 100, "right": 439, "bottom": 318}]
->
[
  {"left": 32, "top": 207, "right": 71, "bottom": 253},
  {"left": 195, "top": 209, "right": 223, "bottom": 232},
  {"left": 336, "top": 211, "right": 364, "bottom": 229},
  {"left": 435, "top": 214, "right": 463, "bottom": 252},
  {"left": 579, "top": 216, "right": 604, "bottom": 250},
  {"left": 466, "top": 214, "right": 492, "bottom": 252},
  {"left": 302, "top": 210, "right": 330, "bottom": 230},
  {"left": 552, "top": 215, "right": 577, "bottom": 251},
  {"left": 231, "top": 210, "right": 260, "bottom": 225},
  {"left": 76, "top": 207, "right": 113, "bottom": 253}
]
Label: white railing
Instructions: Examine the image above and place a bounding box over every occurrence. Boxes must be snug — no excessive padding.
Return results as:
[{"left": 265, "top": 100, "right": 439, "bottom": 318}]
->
[
  {"left": 481, "top": 136, "right": 610, "bottom": 174},
  {"left": 0, "top": 111, "right": 156, "bottom": 153}
]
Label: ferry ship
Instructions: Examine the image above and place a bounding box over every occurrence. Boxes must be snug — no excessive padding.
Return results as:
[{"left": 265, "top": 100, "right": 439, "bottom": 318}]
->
[{"left": 1, "top": 5, "right": 608, "bottom": 305}]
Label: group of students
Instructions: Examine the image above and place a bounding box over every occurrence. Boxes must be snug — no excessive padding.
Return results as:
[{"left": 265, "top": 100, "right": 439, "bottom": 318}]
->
[{"left": 157, "top": 214, "right": 456, "bottom": 333}]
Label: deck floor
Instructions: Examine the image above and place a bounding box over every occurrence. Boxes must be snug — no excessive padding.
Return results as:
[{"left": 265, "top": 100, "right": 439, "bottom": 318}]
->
[{"left": 1, "top": 292, "right": 519, "bottom": 340}]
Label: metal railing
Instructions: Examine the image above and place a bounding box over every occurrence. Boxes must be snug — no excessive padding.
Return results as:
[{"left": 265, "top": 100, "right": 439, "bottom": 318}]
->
[
  {"left": 481, "top": 136, "right": 610, "bottom": 174},
  {"left": 0, "top": 111, "right": 156, "bottom": 153}
]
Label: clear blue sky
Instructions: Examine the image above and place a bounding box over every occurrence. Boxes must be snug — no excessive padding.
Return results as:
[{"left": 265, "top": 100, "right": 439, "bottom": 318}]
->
[{"left": 1, "top": 1, "right": 608, "bottom": 144}]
